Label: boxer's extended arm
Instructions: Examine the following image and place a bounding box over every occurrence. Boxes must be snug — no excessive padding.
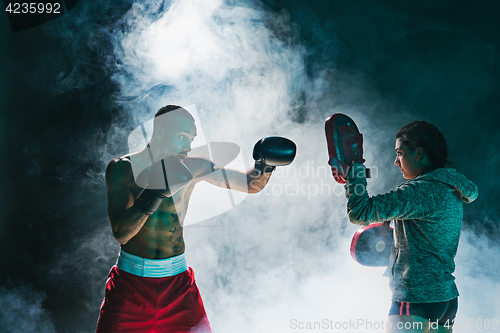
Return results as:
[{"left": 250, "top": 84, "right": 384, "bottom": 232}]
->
[
  {"left": 106, "top": 158, "right": 149, "bottom": 244},
  {"left": 247, "top": 167, "right": 273, "bottom": 193},
  {"left": 188, "top": 136, "right": 295, "bottom": 193},
  {"left": 185, "top": 157, "right": 271, "bottom": 193},
  {"left": 212, "top": 165, "right": 272, "bottom": 194}
]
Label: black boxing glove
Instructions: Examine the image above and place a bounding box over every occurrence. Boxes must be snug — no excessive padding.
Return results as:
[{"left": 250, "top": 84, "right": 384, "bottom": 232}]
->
[
  {"left": 252, "top": 136, "right": 297, "bottom": 175},
  {"left": 134, "top": 155, "right": 193, "bottom": 215}
]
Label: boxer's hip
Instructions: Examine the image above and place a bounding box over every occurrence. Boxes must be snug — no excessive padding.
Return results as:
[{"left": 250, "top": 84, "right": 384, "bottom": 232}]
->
[{"left": 116, "top": 249, "right": 188, "bottom": 278}]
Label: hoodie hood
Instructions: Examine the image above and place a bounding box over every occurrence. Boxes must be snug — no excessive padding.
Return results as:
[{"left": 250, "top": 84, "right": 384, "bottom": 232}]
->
[{"left": 417, "top": 168, "right": 479, "bottom": 203}]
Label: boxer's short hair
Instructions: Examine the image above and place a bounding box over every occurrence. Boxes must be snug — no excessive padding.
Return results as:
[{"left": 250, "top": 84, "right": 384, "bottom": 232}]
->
[{"left": 155, "top": 105, "right": 194, "bottom": 121}]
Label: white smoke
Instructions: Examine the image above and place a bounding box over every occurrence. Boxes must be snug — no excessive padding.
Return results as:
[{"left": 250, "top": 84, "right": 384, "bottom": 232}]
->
[
  {"left": 99, "top": 1, "right": 500, "bottom": 332},
  {"left": 110, "top": 0, "right": 306, "bottom": 137},
  {"left": 0, "top": 284, "right": 57, "bottom": 333},
  {"left": 28, "top": 0, "right": 499, "bottom": 332}
]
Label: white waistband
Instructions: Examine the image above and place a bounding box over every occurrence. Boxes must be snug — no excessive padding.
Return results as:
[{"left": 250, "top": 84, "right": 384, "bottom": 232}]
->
[{"left": 117, "top": 250, "right": 188, "bottom": 278}]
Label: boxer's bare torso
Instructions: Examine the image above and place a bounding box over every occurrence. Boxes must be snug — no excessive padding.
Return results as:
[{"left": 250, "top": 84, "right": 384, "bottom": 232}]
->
[
  {"left": 113, "top": 155, "right": 196, "bottom": 259},
  {"left": 106, "top": 151, "right": 270, "bottom": 260}
]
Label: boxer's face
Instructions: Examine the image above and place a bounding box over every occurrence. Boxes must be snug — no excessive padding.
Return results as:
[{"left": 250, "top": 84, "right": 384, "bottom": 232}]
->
[
  {"left": 156, "top": 114, "right": 197, "bottom": 159},
  {"left": 394, "top": 138, "right": 422, "bottom": 179}
]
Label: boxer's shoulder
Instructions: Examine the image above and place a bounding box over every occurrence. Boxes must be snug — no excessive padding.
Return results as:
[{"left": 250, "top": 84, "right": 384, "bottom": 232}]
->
[
  {"left": 106, "top": 155, "right": 134, "bottom": 188},
  {"left": 107, "top": 155, "right": 133, "bottom": 174}
]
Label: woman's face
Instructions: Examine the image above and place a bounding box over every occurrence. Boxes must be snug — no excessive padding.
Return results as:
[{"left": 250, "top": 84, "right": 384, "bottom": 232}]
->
[{"left": 394, "top": 138, "right": 424, "bottom": 179}]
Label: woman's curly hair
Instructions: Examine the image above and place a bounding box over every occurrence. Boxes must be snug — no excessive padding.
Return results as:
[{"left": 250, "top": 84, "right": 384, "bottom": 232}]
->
[{"left": 396, "top": 121, "right": 448, "bottom": 170}]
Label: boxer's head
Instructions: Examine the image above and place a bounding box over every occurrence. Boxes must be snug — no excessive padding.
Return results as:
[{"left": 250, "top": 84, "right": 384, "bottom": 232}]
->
[
  {"left": 394, "top": 121, "right": 448, "bottom": 179},
  {"left": 150, "top": 105, "right": 196, "bottom": 159}
]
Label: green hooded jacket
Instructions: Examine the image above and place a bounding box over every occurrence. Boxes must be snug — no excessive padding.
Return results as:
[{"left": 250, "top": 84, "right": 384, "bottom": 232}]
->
[{"left": 345, "top": 163, "right": 478, "bottom": 303}]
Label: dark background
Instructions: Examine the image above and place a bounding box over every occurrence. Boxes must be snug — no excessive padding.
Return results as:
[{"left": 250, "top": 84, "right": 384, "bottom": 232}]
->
[{"left": 1, "top": 0, "right": 499, "bottom": 332}]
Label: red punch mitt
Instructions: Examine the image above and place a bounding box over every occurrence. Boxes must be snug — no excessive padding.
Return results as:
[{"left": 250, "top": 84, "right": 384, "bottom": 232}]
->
[
  {"left": 325, "top": 113, "right": 368, "bottom": 184},
  {"left": 350, "top": 222, "right": 393, "bottom": 267}
]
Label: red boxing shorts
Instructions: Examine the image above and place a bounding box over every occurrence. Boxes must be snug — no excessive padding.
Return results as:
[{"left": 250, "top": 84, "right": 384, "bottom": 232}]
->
[{"left": 96, "top": 251, "right": 212, "bottom": 333}]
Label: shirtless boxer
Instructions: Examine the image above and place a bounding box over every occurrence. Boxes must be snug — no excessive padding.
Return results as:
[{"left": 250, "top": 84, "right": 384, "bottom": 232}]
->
[{"left": 96, "top": 105, "right": 296, "bottom": 333}]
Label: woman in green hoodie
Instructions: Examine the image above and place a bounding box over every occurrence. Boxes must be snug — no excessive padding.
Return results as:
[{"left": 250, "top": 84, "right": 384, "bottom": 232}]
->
[{"left": 345, "top": 121, "right": 478, "bottom": 333}]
